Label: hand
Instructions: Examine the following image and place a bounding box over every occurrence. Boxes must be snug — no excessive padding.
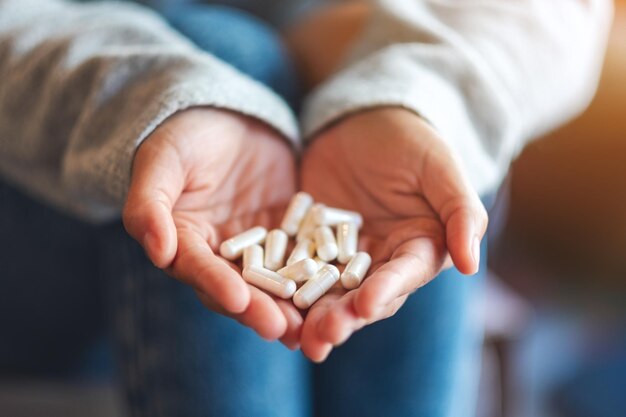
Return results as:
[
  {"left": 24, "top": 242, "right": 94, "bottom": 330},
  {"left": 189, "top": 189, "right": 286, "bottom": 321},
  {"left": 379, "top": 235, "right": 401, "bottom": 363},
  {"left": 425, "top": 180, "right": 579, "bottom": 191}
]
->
[
  {"left": 123, "top": 108, "right": 302, "bottom": 348},
  {"left": 299, "top": 108, "right": 488, "bottom": 361}
]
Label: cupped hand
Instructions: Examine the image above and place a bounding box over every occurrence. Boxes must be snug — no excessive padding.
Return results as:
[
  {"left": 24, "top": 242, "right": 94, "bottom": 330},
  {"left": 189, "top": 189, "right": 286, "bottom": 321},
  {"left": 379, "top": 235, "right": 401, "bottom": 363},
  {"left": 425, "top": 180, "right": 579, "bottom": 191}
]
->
[
  {"left": 299, "top": 108, "right": 488, "bottom": 361},
  {"left": 123, "top": 108, "right": 302, "bottom": 348}
]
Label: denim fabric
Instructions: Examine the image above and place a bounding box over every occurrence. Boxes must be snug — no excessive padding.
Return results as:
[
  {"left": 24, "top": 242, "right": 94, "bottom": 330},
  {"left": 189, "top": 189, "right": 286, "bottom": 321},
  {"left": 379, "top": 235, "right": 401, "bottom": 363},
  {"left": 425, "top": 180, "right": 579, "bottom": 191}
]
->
[
  {"left": 136, "top": 0, "right": 318, "bottom": 28},
  {"left": 96, "top": 224, "right": 312, "bottom": 417},
  {"left": 0, "top": 183, "right": 105, "bottom": 377},
  {"left": 98, "top": 222, "right": 484, "bottom": 417},
  {"left": 314, "top": 258, "right": 485, "bottom": 417},
  {"left": 0, "top": 5, "right": 485, "bottom": 416},
  {"left": 160, "top": 4, "right": 300, "bottom": 108}
]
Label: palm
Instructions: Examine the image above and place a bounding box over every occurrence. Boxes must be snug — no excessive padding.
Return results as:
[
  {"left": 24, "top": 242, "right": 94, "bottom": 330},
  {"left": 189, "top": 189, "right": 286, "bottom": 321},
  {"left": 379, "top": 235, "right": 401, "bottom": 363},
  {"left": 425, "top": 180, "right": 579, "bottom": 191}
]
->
[
  {"left": 298, "top": 108, "right": 482, "bottom": 361},
  {"left": 301, "top": 128, "right": 445, "bottom": 272},
  {"left": 125, "top": 108, "right": 302, "bottom": 346},
  {"left": 171, "top": 120, "right": 295, "bottom": 256}
]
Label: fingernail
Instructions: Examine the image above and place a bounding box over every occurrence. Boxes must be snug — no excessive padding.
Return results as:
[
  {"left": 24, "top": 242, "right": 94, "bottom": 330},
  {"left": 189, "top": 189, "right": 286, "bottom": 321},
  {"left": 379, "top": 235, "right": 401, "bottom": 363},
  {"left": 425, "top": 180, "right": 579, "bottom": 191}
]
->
[
  {"left": 143, "top": 232, "right": 156, "bottom": 260},
  {"left": 286, "top": 343, "right": 301, "bottom": 351},
  {"left": 335, "top": 330, "right": 352, "bottom": 347},
  {"left": 471, "top": 236, "right": 480, "bottom": 273},
  {"left": 313, "top": 346, "right": 332, "bottom": 363},
  {"left": 141, "top": 232, "right": 158, "bottom": 268}
]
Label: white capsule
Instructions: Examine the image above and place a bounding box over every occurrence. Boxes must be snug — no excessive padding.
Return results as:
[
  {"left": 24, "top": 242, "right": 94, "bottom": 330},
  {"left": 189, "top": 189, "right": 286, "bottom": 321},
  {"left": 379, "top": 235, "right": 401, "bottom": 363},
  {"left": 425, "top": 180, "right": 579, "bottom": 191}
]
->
[
  {"left": 277, "top": 258, "right": 318, "bottom": 283},
  {"left": 296, "top": 206, "right": 320, "bottom": 242},
  {"left": 264, "top": 229, "right": 288, "bottom": 271},
  {"left": 243, "top": 266, "right": 297, "bottom": 299},
  {"left": 341, "top": 252, "right": 372, "bottom": 290},
  {"left": 336, "top": 222, "right": 358, "bottom": 264},
  {"left": 314, "top": 226, "right": 338, "bottom": 262},
  {"left": 243, "top": 244, "right": 264, "bottom": 269},
  {"left": 219, "top": 226, "right": 267, "bottom": 260},
  {"left": 311, "top": 205, "right": 363, "bottom": 228},
  {"left": 286, "top": 238, "right": 315, "bottom": 266},
  {"left": 293, "top": 264, "right": 340, "bottom": 309},
  {"left": 280, "top": 192, "right": 314, "bottom": 236},
  {"left": 313, "top": 257, "right": 327, "bottom": 271}
]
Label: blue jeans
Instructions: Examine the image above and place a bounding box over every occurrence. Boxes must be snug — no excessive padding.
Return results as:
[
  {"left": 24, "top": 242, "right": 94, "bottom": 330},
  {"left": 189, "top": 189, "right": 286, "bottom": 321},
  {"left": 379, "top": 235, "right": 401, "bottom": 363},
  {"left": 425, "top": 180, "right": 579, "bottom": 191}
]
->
[{"left": 0, "top": 5, "right": 485, "bottom": 416}]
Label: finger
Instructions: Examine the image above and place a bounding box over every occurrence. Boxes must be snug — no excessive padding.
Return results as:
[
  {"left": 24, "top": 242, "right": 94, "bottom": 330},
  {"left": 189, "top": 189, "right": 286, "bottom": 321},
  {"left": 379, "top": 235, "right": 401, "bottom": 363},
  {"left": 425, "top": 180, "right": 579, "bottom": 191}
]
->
[
  {"left": 322, "top": 293, "right": 409, "bottom": 342},
  {"left": 277, "top": 300, "right": 304, "bottom": 350},
  {"left": 316, "top": 293, "right": 409, "bottom": 346},
  {"left": 354, "top": 237, "right": 445, "bottom": 319},
  {"left": 123, "top": 137, "right": 184, "bottom": 268},
  {"left": 421, "top": 146, "right": 488, "bottom": 275},
  {"left": 316, "top": 292, "right": 366, "bottom": 346},
  {"left": 233, "top": 286, "right": 288, "bottom": 341},
  {"left": 300, "top": 293, "right": 343, "bottom": 362},
  {"left": 442, "top": 198, "right": 488, "bottom": 275},
  {"left": 196, "top": 287, "right": 287, "bottom": 341},
  {"left": 172, "top": 228, "right": 250, "bottom": 314}
]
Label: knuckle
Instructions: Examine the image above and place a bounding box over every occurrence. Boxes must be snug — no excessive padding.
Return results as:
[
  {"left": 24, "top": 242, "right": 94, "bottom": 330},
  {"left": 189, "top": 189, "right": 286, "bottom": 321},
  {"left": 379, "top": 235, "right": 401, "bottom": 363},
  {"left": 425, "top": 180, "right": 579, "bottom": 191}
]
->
[{"left": 440, "top": 195, "right": 475, "bottom": 223}]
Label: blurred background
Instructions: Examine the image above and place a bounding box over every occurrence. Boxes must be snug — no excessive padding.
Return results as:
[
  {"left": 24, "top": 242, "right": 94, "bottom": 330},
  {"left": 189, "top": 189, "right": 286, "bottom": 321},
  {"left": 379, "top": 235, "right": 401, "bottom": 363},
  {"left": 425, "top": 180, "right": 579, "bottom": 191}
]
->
[
  {"left": 482, "top": 1, "right": 626, "bottom": 415},
  {"left": 1, "top": 1, "right": 624, "bottom": 416}
]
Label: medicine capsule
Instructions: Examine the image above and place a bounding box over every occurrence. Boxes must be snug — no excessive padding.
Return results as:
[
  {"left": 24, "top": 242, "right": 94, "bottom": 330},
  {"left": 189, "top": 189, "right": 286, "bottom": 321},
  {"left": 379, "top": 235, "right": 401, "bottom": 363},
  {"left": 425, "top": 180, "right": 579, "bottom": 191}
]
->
[
  {"left": 219, "top": 226, "right": 267, "bottom": 260},
  {"left": 313, "top": 257, "right": 327, "bottom": 271},
  {"left": 280, "top": 192, "right": 314, "bottom": 236},
  {"left": 277, "top": 258, "right": 318, "bottom": 283},
  {"left": 286, "top": 238, "right": 315, "bottom": 266},
  {"left": 264, "top": 229, "right": 288, "bottom": 271},
  {"left": 336, "top": 222, "right": 358, "bottom": 264},
  {"left": 243, "top": 244, "right": 264, "bottom": 269},
  {"left": 243, "top": 266, "right": 297, "bottom": 299},
  {"left": 341, "top": 252, "right": 372, "bottom": 290},
  {"left": 314, "top": 226, "right": 338, "bottom": 262},
  {"left": 311, "top": 205, "right": 363, "bottom": 228},
  {"left": 296, "top": 206, "right": 320, "bottom": 242},
  {"left": 293, "top": 264, "right": 340, "bottom": 309}
]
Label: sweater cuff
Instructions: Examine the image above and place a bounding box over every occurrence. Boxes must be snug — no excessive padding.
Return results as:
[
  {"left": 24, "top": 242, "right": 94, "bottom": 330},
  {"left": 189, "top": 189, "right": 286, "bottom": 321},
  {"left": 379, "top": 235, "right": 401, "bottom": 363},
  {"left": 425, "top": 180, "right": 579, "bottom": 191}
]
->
[
  {"left": 65, "top": 52, "right": 299, "bottom": 221},
  {"left": 301, "top": 45, "right": 506, "bottom": 196}
]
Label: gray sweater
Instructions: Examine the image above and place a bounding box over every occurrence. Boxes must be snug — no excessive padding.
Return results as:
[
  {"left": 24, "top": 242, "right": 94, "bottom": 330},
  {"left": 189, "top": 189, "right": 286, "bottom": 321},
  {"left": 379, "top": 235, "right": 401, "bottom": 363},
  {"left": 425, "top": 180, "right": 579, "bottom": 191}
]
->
[{"left": 0, "top": 0, "right": 613, "bottom": 221}]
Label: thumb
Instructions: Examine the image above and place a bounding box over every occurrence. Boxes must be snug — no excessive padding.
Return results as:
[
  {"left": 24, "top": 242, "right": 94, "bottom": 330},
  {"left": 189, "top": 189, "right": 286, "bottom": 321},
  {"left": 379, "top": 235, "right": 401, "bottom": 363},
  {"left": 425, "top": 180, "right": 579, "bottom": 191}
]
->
[
  {"left": 123, "top": 137, "right": 183, "bottom": 268},
  {"left": 422, "top": 145, "right": 488, "bottom": 275}
]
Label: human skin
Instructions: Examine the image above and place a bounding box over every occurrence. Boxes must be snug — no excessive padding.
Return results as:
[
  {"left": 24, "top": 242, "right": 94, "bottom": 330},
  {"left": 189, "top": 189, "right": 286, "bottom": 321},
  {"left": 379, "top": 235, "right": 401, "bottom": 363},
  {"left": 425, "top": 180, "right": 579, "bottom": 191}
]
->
[
  {"left": 284, "top": 2, "right": 485, "bottom": 360},
  {"left": 123, "top": 106, "right": 487, "bottom": 359},
  {"left": 123, "top": 107, "right": 303, "bottom": 349},
  {"left": 299, "top": 107, "right": 488, "bottom": 361}
]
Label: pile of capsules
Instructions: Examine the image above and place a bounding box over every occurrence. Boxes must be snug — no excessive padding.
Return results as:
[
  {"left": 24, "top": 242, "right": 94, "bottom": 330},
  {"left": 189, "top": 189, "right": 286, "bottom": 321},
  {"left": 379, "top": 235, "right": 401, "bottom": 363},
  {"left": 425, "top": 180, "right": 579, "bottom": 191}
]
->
[{"left": 219, "top": 192, "right": 371, "bottom": 309}]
